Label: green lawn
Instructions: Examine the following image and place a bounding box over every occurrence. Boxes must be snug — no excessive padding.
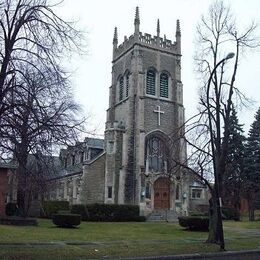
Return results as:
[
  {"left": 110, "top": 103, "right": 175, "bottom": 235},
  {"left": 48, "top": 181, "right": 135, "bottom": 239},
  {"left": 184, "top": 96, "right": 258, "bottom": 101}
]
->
[{"left": 0, "top": 219, "right": 259, "bottom": 259}]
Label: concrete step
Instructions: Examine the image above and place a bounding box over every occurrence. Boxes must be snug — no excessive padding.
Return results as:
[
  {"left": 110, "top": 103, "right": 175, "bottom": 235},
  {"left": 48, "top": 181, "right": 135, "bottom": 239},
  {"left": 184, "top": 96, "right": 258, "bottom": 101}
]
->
[{"left": 147, "top": 210, "right": 179, "bottom": 222}]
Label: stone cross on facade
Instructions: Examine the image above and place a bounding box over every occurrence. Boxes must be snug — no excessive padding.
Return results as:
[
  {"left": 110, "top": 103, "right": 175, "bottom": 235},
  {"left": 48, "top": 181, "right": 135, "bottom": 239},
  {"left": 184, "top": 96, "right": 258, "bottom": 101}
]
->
[{"left": 153, "top": 105, "right": 164, "bottom": 126}]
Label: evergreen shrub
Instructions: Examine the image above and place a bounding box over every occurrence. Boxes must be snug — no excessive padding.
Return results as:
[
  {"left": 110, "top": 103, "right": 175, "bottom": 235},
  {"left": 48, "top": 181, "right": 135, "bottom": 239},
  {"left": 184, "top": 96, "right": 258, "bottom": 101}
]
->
[
  {"left": 42, "top": 201, "right": 70, "bottom": 218},
  {"left": 71, "top": 203, "right": 145, "bottom": 222},
  {"left": 178, "top": 216, "right": 209, "bottom": 231},
  {"left": 52, "top": 213, "right": 81, "bottom": 228},
  {"left": 71, "top": 204, "right": 89, "bottom": 220}
]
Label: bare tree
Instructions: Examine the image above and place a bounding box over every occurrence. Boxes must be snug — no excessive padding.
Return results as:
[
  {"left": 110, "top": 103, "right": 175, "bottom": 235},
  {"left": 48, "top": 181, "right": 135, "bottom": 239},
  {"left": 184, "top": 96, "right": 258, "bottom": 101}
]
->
[
  {"left": 0, "top": 0, "right": 83, "bottom": 122},
  {"left": 0, "top": 0, "right": 86, "bottom": 216},
  {"left": 0, "top": 65, "right": 85, "bottom": 215},
  {"left": 193, "top": 0, "right": 259, "bottom": 250},
  {"left": 167, "top": 0, "right": 259, "bottom": 251}
]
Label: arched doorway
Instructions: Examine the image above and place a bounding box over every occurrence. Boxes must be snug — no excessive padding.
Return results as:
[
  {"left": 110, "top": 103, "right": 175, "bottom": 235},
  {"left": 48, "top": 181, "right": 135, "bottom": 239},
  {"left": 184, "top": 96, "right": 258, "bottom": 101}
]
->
[{"left": 154, "top": 177, "right": 170, "bottom": 209}]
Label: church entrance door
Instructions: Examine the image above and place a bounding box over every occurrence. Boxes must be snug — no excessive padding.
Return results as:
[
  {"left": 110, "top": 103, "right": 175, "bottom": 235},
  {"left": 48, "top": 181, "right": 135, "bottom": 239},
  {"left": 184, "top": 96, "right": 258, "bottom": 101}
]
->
[{"left": 154, "top": 177, "right": 170, "bottom": 209}]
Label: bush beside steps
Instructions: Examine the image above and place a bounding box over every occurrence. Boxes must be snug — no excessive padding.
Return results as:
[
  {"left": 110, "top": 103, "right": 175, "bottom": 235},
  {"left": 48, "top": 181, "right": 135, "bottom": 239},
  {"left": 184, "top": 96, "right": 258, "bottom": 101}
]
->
[
  {"left": 178, "top": 216, "right": 209, "bottom": 231},
  {"left": 71, "top": 204, "right": 146, "bottom": 222},
  {"left": 52, "top": 213, "right": 81, "bottom": 228}
]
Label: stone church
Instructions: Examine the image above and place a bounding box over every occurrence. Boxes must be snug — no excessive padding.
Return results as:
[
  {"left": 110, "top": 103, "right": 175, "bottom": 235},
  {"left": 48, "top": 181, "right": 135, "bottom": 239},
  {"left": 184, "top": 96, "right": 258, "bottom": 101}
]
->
[{"left": 45, "top": 7, "right": 209, "bottom": 217}]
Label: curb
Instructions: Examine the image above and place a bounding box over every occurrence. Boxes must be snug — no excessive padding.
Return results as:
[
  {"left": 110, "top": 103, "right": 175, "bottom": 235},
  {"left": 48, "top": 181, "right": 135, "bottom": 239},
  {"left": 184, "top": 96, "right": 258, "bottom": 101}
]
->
[{"left": 121, "top": 249, "right": 260, "bottom": 259}]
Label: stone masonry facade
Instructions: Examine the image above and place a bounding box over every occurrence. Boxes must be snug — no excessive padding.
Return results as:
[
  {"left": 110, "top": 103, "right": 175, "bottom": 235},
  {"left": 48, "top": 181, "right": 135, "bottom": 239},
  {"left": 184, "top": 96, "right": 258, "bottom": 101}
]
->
[{"left": 104, "top": 7, "right": 190, "bottom": 216}]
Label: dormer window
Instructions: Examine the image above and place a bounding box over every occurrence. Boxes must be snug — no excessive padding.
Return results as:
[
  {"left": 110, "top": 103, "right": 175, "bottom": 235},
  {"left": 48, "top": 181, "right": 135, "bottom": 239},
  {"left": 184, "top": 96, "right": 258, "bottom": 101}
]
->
[
  {"left": 146, "top": 70, "right": 156, "bottom": 95},
  {"left": 160, "top": 73, "right": 169, "bottom": 98},
  {"left": 191, "top": 188, "right": 203, "bottom": 199}
]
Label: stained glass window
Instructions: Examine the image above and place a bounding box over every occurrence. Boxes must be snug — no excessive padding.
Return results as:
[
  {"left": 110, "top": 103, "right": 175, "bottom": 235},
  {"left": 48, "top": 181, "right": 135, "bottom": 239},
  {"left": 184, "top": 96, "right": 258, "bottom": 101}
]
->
[{"left": 146, "top": 136, "right": 167, "bottom": 172}]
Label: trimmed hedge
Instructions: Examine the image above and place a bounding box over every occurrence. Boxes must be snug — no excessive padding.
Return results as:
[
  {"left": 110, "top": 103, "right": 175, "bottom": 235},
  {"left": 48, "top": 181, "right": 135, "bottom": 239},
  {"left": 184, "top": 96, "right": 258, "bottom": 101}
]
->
[
  {"left": 0, "top": 216, "right": 38, "bottom": 226},
  {"left": 178, "top": 216, "right": 209, "bottom": 231},
  {"left": 5, "top": 203, "right": 18, "bottom": 216},
  {"left": 42, "top": 201, "right": 70, "bottom": 218},
  {"left": 52, "top": 213, "right": 81, "bottom": 228},
  {"left": 71, "top": 204, "right": 145, "bottom": 222},
  {"left": 189, "top": 211, "right": 208, "bottom": 217},
  {"left": 71, "top": 204, "right": 89, "bottom": 220}
]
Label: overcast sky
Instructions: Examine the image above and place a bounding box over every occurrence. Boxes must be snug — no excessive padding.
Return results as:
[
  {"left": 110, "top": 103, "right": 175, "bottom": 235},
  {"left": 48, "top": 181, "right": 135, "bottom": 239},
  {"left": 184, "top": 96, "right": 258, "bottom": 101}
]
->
[{"left": 58, "top": 0, "right": 260, "bottom": 137}]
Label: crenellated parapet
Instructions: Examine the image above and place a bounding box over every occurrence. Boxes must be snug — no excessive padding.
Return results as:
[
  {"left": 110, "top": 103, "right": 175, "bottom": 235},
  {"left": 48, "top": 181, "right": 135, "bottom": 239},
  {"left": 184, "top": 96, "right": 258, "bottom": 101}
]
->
[
  {"left": 113, "top": 7, "right": 181, "bottom": 61},
  {"left": 138, "top": 32, "right": 176, "bottom": 50}
]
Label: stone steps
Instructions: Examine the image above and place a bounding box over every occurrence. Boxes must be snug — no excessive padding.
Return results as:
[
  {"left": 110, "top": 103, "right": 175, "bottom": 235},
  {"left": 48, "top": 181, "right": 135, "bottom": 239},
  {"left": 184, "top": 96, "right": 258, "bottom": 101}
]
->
[{"left": 147, "top": 210, "right": 179, "bottom": 222}]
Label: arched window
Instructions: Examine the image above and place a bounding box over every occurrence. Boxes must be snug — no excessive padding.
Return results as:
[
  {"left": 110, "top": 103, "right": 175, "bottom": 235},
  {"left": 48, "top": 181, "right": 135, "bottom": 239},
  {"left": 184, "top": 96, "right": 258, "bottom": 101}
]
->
[
  {"left": 126, "top": 73, "right": 129, "bottom": 97},
  {"left": 160, "top": 73, "right": 168, "bottom": 98},
  {"left": 146, "top": 70, "right": 156, "bottom": 95},
  {"left": 146, "top": 136, "right": 168, "bottom": 172},
  {"left": 119, "top": 76, "right": 124, "bottom": 101}
]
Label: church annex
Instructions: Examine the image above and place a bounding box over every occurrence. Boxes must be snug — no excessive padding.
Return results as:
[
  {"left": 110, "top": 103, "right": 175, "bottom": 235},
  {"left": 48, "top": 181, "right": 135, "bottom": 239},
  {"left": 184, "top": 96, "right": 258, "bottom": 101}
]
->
[{"left": 45, "top": 7, "right": 208, "bottom": 217}]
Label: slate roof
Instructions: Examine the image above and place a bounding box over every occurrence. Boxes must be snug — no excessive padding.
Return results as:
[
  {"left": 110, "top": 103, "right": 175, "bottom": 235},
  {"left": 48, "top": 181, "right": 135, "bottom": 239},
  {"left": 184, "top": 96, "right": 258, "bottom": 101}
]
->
[
  {"left": 84, "top": 137, "right": 104, "bottom": 149},
  {"left": 55, "top": 164, "right": 83, "bottom": 179},
  {"left": 49, "top": 138, "right": 104, "bottom": 180}
]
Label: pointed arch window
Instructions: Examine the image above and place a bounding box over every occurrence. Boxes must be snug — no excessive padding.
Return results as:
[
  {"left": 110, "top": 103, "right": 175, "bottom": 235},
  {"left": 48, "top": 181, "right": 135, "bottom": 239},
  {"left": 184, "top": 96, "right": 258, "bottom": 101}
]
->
[
  {"left": 146, "top": 136, "right": 168, "bottom": 172},
  {"left": 160, "top": 73, "right": 169, "bottom": 98},
  {"left": 126, "top": 73, "right": 129, "bottom": 97},
  {"left": 146, "top": 70, "right": 156, "bottom": 95},
  {"left": 119, "top": 77, "right": 124, "bottom": 101}
]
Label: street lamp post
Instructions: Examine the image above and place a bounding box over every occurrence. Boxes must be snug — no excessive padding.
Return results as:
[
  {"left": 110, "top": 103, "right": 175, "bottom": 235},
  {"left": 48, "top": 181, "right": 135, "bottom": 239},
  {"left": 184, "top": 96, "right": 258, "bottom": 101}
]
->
[{"left": 206, "top": 52, "right": 235, "bottom": 250}]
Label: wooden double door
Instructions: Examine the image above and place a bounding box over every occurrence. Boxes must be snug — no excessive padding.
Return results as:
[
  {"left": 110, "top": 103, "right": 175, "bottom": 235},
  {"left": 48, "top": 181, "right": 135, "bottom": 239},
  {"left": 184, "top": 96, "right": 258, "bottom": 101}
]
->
[{"left": 154, "top": 177, "right": 170, "bottom": 209}]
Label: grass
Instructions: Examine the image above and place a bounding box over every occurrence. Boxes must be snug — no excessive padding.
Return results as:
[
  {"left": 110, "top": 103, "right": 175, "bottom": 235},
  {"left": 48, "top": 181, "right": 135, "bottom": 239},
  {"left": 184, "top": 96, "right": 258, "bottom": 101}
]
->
[
  {"left": 224, "top": 219, "right": 260, "bottom": 229},
  {"left": 0, "top": 219, "right": 260, "bottom": 259}
]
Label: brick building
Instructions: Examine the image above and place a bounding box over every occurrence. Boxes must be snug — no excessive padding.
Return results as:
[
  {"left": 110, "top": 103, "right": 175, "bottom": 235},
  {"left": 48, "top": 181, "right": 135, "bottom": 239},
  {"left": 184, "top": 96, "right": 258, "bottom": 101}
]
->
[{"left": 0, "top": 163, "right": 16, "bottom": 216}]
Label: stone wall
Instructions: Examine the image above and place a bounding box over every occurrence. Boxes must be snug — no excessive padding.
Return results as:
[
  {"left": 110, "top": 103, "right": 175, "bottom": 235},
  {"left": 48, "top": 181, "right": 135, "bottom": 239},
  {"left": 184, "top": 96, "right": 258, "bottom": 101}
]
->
[{"left": 82, "top": 153, "right": 106, "bottom": 204}]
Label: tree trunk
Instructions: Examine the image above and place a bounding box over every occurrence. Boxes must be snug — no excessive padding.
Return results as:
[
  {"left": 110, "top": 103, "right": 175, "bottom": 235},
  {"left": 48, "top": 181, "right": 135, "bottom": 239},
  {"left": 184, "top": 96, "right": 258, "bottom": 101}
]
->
[
  {"left": 206, "top": 190, "right": 225, "bottom": 250},
  {"left": 248, "top": 199, "right": 255, "bottom": 221},
  {"left": 17, "top": 165, "right": 29, "bottom": 217},
  {"left": 16, "top": 145, "right": 30, "bottom": 217},
  {"left": 249, "top": 208, "right": 255, "bottom": 221}
]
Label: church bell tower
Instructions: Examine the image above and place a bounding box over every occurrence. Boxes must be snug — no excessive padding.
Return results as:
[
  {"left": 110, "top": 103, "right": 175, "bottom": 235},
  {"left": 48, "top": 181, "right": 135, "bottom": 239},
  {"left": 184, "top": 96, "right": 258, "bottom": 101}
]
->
[{"left": 104, "top": 7, "right": 188, "bottom": 215}]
